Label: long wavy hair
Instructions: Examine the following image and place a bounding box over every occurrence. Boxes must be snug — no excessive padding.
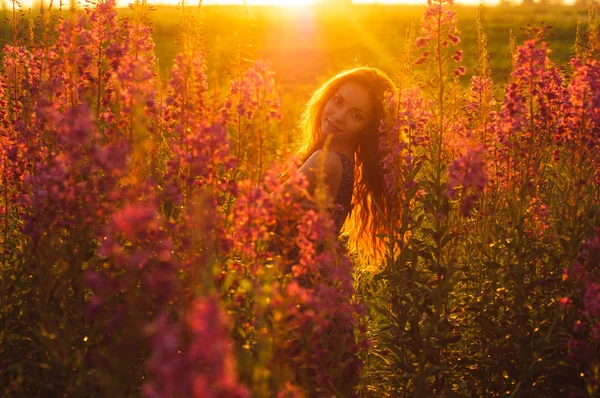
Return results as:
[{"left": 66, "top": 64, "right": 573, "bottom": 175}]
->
[{"left": 296, "top": 67, "right": 397, "bottom": 265}]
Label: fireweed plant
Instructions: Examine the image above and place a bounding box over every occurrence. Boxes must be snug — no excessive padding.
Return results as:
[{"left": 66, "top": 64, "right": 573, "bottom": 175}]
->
[
  {"left": 1, "top": 0, "right": 600, "bottom": 397},
  {"left": 359, "top": 0, "right": 600, "bottom": 397}
]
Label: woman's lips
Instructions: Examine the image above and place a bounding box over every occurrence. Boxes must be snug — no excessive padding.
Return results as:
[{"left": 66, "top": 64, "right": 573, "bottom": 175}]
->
[{"left": 326, "top": 118, "right": 342, "bottom": 133}]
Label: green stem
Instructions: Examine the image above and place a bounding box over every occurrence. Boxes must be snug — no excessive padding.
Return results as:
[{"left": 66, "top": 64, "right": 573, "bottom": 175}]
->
[{"left": 2, "top": 154, "right": 8, "bottom": 268}]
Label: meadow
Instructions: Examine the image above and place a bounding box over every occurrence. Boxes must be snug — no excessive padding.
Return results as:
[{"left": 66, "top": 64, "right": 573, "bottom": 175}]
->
[
  {"left": 1, "top": 2, "right": 590, "bottom": 122},
  {"left": 129, "top": 3, "right": 589, "bottom": 128},
  {"left": 1, "top": 0, "right": 600, "bottom": 397},
  {"left": 139, "top": 3, "right": 587, "bottom": 81}
]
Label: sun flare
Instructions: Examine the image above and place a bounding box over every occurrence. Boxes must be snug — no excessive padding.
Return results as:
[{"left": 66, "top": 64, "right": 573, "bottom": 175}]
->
[{"left": 203, "top": 0, "right": 316, "bottom": 5}]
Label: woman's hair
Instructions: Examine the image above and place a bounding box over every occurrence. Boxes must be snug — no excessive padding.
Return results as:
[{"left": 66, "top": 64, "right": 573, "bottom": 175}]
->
[{"left": 296, "top": 66, "right": 397, "bottom": 266}]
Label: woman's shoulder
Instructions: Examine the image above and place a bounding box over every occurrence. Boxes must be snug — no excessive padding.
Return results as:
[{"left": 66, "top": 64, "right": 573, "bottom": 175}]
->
[{"left": 303, "top": 150, "right": 344, "bottom": 175}]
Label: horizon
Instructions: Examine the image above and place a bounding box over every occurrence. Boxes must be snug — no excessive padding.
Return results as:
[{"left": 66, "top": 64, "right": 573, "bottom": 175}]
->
[
  {"left": 185, "top": 0, "right": 580, "bottom": 6},
  {"left": 4, "top": 0, "right": 581, "bottom": 10}
]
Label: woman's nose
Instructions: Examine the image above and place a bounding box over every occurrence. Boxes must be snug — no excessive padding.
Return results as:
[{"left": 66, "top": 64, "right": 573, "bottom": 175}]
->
[{"left": 332, "top": 109, "right": 344, "bottom": 123}]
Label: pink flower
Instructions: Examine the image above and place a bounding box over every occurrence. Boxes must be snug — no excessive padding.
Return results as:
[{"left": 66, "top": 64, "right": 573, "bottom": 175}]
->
[
  {"left": 497, "top": 38, "right": 564, "bottom": 185},
  {"left": 379, "top": 87, "right": 432, "bottom": 204},
  {"left": 446, "top": 144, "right": 488, "bottom": 216},
  {"left": 419, "top": 0, "right": 460, "bottom": 56},
  {"left": 447, "top": 144, "right": 488, "bottom": 194},
  {"left": 144, "top": 300, "right": 248, "bottom": 398},
  {"left": 559, "top": 296, "right": 572, "bottom": 309},
  {"left": 415, "top": 36, "right": 429, "bottom": 47},
  {"left": 110, "top": 202, "right": 159, "bottom": 242},
  {"left": 556, "top": 59, "right": 600, "bottom": 162},
  {"left": 454, "top": 66, "right": 466, "bottom": 76},
  {"left": 452, "top": 50, "right": 463, "bottom": 62}
]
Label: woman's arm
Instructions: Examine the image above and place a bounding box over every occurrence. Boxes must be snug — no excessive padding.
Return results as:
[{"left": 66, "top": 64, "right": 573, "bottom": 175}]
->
[
  {"left": 293, "top": 149, "right": 343, "bottom": 210},
  {"left": 267, "top": 150, "right": 343, "bottom": 211},
  {"left": 297, "top": 150, "right": 343, "bottom": 198}
]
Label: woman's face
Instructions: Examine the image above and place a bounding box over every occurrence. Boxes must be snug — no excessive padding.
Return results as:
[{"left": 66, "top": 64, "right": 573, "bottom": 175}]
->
[{"left": 321, "top": 81, "right": 373, "bottom": 144}]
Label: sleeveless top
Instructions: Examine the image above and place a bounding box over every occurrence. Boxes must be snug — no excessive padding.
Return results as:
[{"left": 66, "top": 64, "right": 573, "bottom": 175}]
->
[
  {"left": 270, "top": 152, "right": 354, "bottom": 281},
  {"left": 330, "top": 152, "right": 354, "bottom": 234}
]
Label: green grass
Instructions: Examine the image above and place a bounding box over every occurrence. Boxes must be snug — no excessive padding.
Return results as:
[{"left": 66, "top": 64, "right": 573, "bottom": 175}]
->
[
  {"left": 142, "top": 3, "right": 589, "bottom": 121},
  {"left": 143, "top": 4, "right": 588, "bottom": 82}
]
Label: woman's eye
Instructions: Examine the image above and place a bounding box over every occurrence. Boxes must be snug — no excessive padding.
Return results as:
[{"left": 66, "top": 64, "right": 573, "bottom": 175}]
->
[
  {"left": 333, "top": 96, "right": 341, "bottom": 105},
  {"left": 353, "top": 112, "right": 362, "bottom": 120}
]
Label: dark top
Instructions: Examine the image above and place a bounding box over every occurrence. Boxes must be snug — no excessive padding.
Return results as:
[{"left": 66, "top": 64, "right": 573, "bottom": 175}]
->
[
  {"left": 270, "top": 152, "right": 354, "bottom": 286},
  {"left": 330, "top": 152, "right": 354, "bottom": 234}
]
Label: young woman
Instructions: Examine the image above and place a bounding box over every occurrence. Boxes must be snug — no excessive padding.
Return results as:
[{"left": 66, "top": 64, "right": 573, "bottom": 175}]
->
[
  {"left": 266, "top": 67, "right": 397, "bottom": 396},
  {"left": 288, "top": 66, "right": 397, "bottom": 263}
]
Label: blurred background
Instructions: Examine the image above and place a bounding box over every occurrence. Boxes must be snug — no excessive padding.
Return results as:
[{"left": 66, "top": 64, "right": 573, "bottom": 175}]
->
[{"left": 0, "top": 0, "right": 594, "bottom": 132}]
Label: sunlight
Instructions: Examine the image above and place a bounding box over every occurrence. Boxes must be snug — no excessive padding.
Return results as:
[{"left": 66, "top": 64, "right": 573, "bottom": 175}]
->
[
  {"left": 202, "top": 0, "right": 316, "bottom": 5},
  {"left": 107, "top": 0, "right": 318, "bottom": 8},
  {"left": 7, "top": 0, "right": 507, "bottom": 9}
]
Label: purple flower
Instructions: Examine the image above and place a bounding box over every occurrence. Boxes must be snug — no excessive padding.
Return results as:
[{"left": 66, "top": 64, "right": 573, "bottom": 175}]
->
[
  {"left": 415, "top": 36, "right": 429, "bottom": 47},
  {"left": 452, "top": 50, "right": 463, "bottom": 62},
  {"left": 446, "top": 144, "right": 488, "bottom": 216}
]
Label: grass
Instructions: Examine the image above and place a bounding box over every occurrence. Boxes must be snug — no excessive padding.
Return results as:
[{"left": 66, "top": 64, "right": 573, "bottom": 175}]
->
[
  {"left": 144, "top": 3, "right": 588, "bottom": 119},
  {"left": 141, "top": 4, "right": 588, "bottom": 81}
]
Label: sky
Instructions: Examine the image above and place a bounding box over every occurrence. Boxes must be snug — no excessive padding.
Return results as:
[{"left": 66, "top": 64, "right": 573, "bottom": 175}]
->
[{"left": 197, "top": 0, "right": 496, "bottom": 4}]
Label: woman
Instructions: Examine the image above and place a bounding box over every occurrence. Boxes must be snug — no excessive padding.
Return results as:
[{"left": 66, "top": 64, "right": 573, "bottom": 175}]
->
[
  {"left": 268, "top": 67, "right": 397, "bottom": 397},
  {"left": 285, "top": 66, "right": 396, "bottom": 264}
]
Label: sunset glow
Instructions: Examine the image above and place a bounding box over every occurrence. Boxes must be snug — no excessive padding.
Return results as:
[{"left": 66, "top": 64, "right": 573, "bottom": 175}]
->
[
  {"left": 8, "top": 0, "right": 505, "bottom": 8},
  {"left": 201, "top": 0, "right": 315, "bottom": 5},
  {"left": 164, "top": 0, "right": 501, "bottom": 7}
]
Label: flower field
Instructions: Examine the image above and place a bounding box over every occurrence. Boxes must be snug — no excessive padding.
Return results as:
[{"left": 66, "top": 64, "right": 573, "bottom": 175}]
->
[{"left": 1, "top": 0, "right": 599, "bottom": 397}]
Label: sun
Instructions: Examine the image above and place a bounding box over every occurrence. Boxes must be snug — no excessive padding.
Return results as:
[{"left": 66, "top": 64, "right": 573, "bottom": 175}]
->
[
  {"left": 253, "top": 0, "right": 315, "bottom": 4},
  {"left": 247, "top": 0, "right": 314, "bottom": 4},
  {"left": 202, "top": 0, "right": 316, "bottom": 5}
]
